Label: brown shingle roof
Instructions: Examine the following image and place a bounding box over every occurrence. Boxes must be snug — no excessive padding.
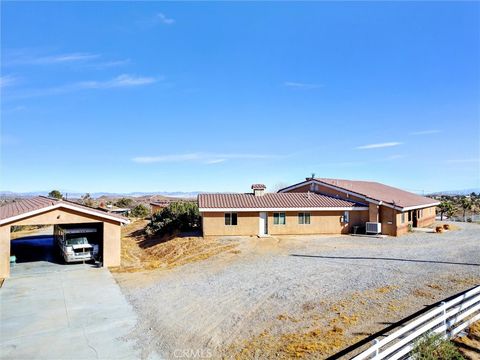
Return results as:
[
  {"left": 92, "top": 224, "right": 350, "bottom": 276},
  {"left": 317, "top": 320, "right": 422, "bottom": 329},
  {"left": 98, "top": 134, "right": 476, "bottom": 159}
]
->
[
  {"left": 198, "top": 192, "right": 366, "bottom": 210},
  {"left": 0, "top": 196, "right": 129, "bottom": 223},
  {"left": 315, "top": 178, "right": 439, "bottom": 209}
]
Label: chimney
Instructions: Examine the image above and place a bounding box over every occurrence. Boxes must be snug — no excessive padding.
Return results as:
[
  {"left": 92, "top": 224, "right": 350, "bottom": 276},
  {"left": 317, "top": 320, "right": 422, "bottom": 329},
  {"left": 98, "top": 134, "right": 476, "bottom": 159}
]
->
[{"left": 251, "top": 184, "right": 266, "bottom": 196}]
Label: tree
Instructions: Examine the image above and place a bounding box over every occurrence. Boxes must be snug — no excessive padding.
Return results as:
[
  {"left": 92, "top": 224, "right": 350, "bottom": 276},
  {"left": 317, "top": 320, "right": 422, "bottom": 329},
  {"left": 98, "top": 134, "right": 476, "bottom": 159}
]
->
[
  {"left": 146, "top": 201, "right": 200, "bottom": 236},
  {"left": 115, "top": 198, "right": 134, "bottom": 208},
  {"left": 437, "top": 201, "right": 453, "bottom": 221},
  {"left": 446, "top": 206, "right": 456, "bottom": 221},
  {"left": 48, "top": 190, "right": 63, "bottom": 199},
  {"left": 130, "top": 204, "right": 150, "bottom": 218},
  {"left": 81, "top": 193, "right": 95, "bottom": 207},
  {"left": 460, "top": 197, "right": 472, "bottom": 222}
]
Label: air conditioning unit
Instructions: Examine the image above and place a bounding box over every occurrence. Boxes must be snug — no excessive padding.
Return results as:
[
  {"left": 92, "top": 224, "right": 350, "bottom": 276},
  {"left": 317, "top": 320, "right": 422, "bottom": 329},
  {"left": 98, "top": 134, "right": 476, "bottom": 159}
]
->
[{"left": 366, "top": 222, "right": 382, "bottom": 234}]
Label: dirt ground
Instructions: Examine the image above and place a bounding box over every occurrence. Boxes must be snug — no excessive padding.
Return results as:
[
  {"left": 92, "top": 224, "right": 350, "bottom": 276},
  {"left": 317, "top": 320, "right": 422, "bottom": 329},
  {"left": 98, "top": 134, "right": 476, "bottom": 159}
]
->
[
  {"left": 453, "top": 321, "right": 480, "bottom": 360},
  {"left": 112, "top": 220, "right": 240, "bottom": 272},
  {"left": 113, "top": 222, "right": 480, "bottom": 359}
]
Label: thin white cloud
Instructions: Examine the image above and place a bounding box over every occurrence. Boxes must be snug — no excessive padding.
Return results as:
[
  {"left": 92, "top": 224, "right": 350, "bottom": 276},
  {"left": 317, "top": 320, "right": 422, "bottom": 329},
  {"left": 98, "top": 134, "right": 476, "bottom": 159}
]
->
[
  {"left": 77, "top": 74, "right": 158, "bottom": 89},
  {"left": 205, "top": 159, "right": 226, "bottom": 165},
  {"left": 284, "top": 81, "right": 322, "bottom": 89},
  {"left": 410, "top": 129, "right": 441, "bottom": 136},
  {"left": 356, "top": 142, "right": 403, "bottom": 150},
  {"left": 7, "top": 52, "right": 99, "bottom": 65},
  {"left": 0, "top": 75, "right": 18, "bottom": 88},
  {"left": 4, "top": 50, "right": 128, "bottom": 69},
  {"left": 132, "top": 153, "right": 282, "bottom": 164},
  {"left": 5, "top": 74, "right": 159, "bottom": 99},
  {"left": 155, "top": 12, "right": 175, "bottom": 25},
  {"left": 133, "top": 153, "right": 201, "bottom": 163}
]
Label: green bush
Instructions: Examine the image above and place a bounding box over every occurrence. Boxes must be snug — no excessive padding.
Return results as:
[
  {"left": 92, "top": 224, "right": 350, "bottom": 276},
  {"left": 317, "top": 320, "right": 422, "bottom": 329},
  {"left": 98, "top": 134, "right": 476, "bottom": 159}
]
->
[
  {"left": 146, "top": 202, "right": 200, "bottom": 236},
  {"left": 115, "top": 198, "right": 134, "bottom": 208},
  {"left": 411, "top": 333, "right": 464, "bottom": 360},
  {"left": 130, "top": 204, "right": 150, "bottom": 218},
  {"left": 48, "top": 190, "right": 63, "bottom": 199}
]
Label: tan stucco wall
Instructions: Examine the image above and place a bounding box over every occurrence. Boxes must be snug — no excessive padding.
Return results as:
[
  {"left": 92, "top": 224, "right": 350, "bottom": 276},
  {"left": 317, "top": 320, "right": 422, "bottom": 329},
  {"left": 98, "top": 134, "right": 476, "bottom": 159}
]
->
[
  {"left": 416, "top": 206, "right": 436, "bottom": 228},
  {"left": 390, "top": 205, "right": 437, "bottom": 236},
  {"left": 103, "top": 222, "right": 121, "bottom": 267},
  {"left": 283, "top": 182, "right": 437, "bottom": 237},
  {"left": 268, "top": 211, "right": 368, "bottom": 235},
  {"left": 369, "top": 203, "right": 380, "bottom": 223},
  {"left": 201, "top": 210, "right": 368, "bottom": 237},
  {"left": 0, "top": 226, "right": 10, "bottom": 278},
  {"left": 0, "top": 207, "right": 123, "bottom": 278},
  {"left": 380, "top": 205, "right": 398, "bottom": 236},
  {"left": 202, "top": 212, "right": 259, "bottom": 237}
]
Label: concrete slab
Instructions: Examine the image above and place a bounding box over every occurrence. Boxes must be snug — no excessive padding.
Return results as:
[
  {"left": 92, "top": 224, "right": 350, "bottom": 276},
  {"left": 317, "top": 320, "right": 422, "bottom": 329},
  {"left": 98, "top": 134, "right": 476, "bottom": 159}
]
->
[{"left": 0, "top": 263, "right": 139, "bottom": 359}]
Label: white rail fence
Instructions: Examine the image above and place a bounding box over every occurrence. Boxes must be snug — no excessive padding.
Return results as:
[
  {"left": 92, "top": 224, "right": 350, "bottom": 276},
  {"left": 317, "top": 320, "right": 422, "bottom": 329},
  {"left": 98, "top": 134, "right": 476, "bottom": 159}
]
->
[{"left": 352, "top": 285, "right": 480, "bottom": 360}]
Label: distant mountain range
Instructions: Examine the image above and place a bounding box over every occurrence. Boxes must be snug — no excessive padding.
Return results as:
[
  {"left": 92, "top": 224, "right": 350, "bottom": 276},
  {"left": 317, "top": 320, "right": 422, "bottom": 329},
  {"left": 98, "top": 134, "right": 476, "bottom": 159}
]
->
[
  {"left": 0, "top": 190, "right": 202, "bottom": 199},
  {"left": 1, "top": 187, "right": 479, "bottom": 199},
  {"left": 427, "top": 188, "right": 480, "bottom": 196}
]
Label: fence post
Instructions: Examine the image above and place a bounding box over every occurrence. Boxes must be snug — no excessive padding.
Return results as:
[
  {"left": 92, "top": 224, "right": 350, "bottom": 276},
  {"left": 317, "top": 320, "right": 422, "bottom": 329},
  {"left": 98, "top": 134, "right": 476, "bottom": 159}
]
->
[
  {"left": 373, "top": 339, "right": 379, "bottom": 358},
  {"left": 440, "top": 301, "right": 449, "bottom": 338}
]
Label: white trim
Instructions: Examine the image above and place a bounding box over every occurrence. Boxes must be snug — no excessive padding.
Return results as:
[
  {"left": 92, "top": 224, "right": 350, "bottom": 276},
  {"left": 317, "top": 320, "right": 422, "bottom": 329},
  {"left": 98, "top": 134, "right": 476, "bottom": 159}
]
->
[
  {"left": 199, "top": 206, "right": 369, "bottom": 213},
  {"left": 399, "top": 203, "right": 440, "bottom": 211},
  {"left": 1, "top": 202, "right": 130, "bottom": 225},
  {"left": 278, "top": 179, "right": 439, "bottom": 211}
]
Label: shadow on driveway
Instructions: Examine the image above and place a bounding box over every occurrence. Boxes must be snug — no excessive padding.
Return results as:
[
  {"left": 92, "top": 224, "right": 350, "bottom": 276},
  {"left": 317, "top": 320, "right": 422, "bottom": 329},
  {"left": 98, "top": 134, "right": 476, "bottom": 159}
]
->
[{"left": 290, "top": 254, "right": 480, "bottom": 267}]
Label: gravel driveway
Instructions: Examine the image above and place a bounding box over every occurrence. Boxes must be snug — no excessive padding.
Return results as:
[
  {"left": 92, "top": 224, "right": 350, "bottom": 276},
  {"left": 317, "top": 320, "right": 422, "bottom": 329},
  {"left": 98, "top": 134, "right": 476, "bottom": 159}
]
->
[{"left": 114, "top": 222, "right": 480, "bottom": 359}]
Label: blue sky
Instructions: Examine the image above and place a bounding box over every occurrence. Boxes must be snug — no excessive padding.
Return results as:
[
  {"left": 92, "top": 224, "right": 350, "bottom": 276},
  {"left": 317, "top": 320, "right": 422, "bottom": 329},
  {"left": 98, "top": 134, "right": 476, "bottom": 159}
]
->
[{"left": 1, "top": 2, "right": 479, "bottom": 194}]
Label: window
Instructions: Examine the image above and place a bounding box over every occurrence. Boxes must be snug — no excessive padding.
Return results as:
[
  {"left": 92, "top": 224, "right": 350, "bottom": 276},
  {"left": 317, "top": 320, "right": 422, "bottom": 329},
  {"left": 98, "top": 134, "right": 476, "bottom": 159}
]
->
[
  {"left": 224, "top": 212, "right": 238, "bottom": 226},
  {"left": 343, "top": 211, "right": 349, "bottom": 223},
  {"left": 418, "top": 209, "right": 423, "bottom": 219},
  {"left": 273, "top": 212, "right": 286, "bottom": 225},
  {"left": 401, "top": 213, "right": 405, "bottom": 224},
  {"left": 298, "top": 212, "right": 311, "bottom": 224},
  {"left": 408, "top": 211, "right": 412, "bottom": 222}
]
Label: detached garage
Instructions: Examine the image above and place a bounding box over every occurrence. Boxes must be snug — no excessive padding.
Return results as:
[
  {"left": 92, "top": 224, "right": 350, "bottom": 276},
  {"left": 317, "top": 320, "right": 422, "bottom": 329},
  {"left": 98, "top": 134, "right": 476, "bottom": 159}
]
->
[{"left": 0, "top": 196, "right": 129, "bottom": 278}]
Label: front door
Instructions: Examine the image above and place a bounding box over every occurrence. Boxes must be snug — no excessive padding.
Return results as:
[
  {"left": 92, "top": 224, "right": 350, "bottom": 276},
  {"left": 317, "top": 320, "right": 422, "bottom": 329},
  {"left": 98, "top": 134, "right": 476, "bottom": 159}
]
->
[
  {"left": 413, "top": 210, "right": 418, "bottom": 227},
  {"left": 259, "top": 212, "right": 268, "bottom": 236}
]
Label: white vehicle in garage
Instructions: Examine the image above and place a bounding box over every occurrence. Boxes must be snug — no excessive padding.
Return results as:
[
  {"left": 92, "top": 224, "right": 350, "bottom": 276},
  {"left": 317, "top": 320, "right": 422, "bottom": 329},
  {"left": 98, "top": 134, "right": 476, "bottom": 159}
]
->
[{"left": 54, "top": 226, "right": 100, "bottom": 263}]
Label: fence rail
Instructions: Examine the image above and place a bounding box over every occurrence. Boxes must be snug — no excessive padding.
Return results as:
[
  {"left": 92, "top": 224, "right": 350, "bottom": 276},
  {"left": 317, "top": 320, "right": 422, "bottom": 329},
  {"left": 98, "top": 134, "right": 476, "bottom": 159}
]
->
[{"left": 351, "top": 285, "right": 480, "bottom": 360}]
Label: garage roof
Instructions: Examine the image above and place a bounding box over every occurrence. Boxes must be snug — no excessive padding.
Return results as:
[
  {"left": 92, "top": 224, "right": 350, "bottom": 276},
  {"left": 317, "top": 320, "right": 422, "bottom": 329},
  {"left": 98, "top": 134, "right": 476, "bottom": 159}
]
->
[{"left": 0, "top": 196, "right": 129, "bottom": 225}]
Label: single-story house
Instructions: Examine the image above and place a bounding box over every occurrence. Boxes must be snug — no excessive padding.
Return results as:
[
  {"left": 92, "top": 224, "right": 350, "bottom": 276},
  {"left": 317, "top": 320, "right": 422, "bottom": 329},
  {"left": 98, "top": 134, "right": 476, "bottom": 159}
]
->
[
  {"left": 198, "top": 178, "right": 439, "bottom": 238},
  {"left": 150, "top": 200, "right": 174, "bottom": 214}
]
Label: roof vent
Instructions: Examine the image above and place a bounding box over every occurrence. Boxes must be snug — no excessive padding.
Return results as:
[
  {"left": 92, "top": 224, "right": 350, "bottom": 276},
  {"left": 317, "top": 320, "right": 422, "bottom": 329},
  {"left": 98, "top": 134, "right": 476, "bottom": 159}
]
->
[{"left": 251, "top": 184, "right": 266, "bottom": 196}]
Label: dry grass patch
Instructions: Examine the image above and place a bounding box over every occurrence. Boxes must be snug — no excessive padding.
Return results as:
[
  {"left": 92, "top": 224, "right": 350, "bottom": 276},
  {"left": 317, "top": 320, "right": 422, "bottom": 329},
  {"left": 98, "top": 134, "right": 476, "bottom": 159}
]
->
[
  {"left": 426, "top": 283, "right": 443, "bottom": 291},
  {"left": 453, "top": 321, "right": 480, "bottom": 360},
  {"left": 412, "top": 289, "right": 435, "bottom": 299},
  {"left": 112, "top": 220, "right": 239, "bottom": 273}
]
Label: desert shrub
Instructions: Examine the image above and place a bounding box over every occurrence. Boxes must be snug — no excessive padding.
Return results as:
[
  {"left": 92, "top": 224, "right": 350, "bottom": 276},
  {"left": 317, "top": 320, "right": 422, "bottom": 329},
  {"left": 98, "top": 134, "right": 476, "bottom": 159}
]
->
[
  {"left": 146, "top": 201, "right": 200, "bottom": 236},
  {"left": 436, "top": 226, "right": 443, "bottom": 233},
  {"left": 115, "top": 198, "right": 134, "bottom": 208},
  {"left": 443, "top": 224, "right": 450, "bottom": 230},
  {"left": 130, "top": 204, "right": 150, "bottom": 218},
  {"left": 48, "top": 190, "right": 63, "bottom": 199},
  {"left": 411, "top": 333, "right": 464, "bottom": 360}
]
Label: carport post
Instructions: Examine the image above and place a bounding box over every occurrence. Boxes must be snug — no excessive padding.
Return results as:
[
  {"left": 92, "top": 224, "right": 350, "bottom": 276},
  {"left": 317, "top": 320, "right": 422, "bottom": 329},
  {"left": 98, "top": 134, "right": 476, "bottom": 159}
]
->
[{"left": 0, "top": 225, "right": 11, "bottom": 278}]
